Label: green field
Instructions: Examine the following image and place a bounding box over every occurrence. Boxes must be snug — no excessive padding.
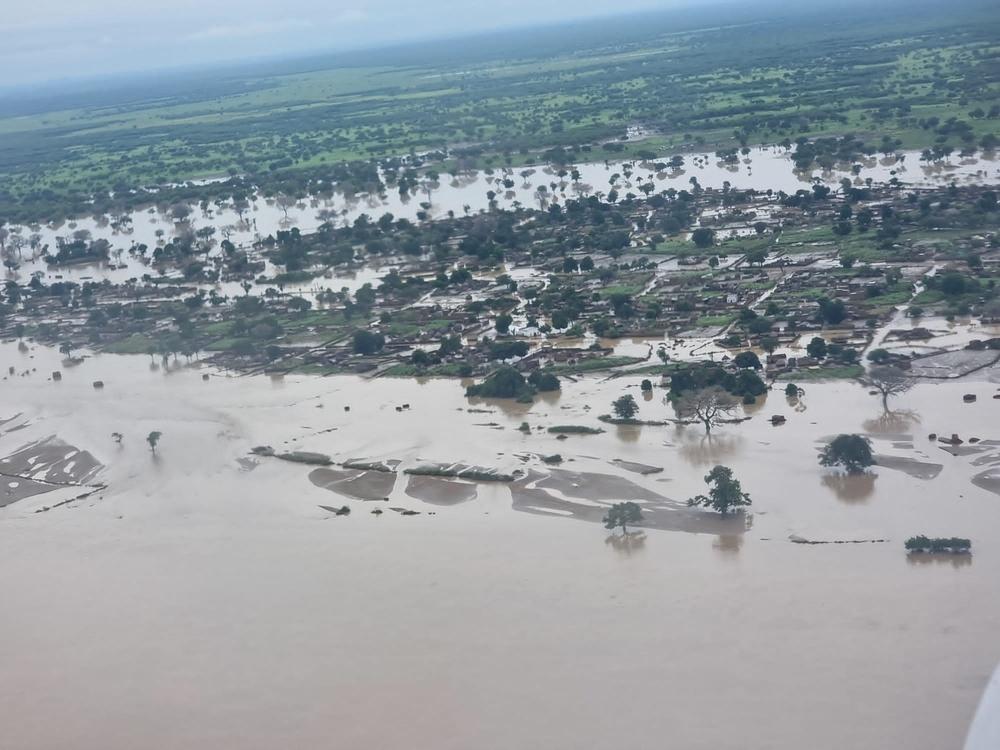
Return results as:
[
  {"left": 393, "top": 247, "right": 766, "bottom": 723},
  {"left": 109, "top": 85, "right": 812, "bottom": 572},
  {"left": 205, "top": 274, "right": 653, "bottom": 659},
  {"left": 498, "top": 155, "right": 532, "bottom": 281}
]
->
[{"left": 0, "top": 0, "right": 997, "bottom": 223}]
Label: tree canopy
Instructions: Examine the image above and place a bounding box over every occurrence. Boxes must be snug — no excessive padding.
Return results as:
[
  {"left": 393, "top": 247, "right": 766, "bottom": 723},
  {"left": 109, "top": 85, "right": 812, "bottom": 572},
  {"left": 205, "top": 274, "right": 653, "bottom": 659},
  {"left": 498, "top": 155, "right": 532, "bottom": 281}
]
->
[
  {"left": 612, "top": 394, "right": 639, "bottom": 420},
  {"left": 687, "top": 465, "right": 752, "bottom": 515},
  {"left": 819, "top": 434, "right": 875, "bottom": 474},
  {"left": 603, "top": 501, "right": 643, "bottom": 533}
]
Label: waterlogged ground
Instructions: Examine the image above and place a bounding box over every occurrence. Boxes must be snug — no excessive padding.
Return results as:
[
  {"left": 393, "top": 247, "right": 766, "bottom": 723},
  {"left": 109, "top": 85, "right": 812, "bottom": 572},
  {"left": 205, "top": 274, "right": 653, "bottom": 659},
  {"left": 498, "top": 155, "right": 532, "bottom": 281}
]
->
[
  {"left": 7, "top": 148, "right": 999, "bottom": 292},
  {"left": 1, "top": 339, "right": 1000, "bottom": 749}
]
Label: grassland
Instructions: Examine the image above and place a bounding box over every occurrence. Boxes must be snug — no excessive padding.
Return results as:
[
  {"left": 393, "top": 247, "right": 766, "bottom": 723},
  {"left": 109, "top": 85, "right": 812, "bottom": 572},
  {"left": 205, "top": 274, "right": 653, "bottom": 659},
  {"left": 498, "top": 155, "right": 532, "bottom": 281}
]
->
[{"left": 0, "top": 0, "right": 997, "bottom": 222}]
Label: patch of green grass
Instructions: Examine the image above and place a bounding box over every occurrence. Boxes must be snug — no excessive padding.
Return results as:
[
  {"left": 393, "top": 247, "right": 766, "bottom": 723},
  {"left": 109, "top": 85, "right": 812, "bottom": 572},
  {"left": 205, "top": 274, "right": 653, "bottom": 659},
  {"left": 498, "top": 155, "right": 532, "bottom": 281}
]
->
[
  {"left": 695, "top": 314, "right": 735, "bottom": 327},
  {"left": 546, "top": 355, "right": 645, "bottom": 374},
  {"left": 778, "top": 364, "right": 864, "bottom": 380},
  {"left": 101, "top": 333, "right": 156, "bottom": 354}
]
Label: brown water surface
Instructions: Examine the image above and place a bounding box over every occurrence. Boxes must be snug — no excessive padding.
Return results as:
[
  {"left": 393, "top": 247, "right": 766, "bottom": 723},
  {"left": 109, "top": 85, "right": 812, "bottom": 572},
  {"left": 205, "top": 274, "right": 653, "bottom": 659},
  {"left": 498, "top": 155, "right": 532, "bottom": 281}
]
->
[{"left": 2, "top": 341, "right": 999, "bottom": 749}]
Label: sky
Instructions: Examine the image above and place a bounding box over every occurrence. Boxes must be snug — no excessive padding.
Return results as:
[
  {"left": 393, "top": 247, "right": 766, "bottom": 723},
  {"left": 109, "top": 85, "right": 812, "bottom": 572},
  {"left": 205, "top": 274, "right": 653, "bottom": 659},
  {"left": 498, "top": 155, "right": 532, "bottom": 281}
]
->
[{"left": 1, "top": 0, "right": 700, "bottom": 88}]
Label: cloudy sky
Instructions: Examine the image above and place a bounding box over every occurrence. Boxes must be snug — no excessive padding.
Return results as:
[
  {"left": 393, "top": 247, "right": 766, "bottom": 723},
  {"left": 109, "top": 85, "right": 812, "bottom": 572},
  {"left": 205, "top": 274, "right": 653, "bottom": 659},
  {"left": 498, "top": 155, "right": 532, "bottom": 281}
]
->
[{"left": 1, "top": 0, "right": 701, "bottom": 88}]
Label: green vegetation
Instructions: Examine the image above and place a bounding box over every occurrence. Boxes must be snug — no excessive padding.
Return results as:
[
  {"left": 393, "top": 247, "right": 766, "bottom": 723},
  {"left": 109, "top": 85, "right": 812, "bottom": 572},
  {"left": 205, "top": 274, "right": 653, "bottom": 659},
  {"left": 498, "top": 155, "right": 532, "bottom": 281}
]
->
[
  {"left": 612, "top": 394, "right": 640, "bottom": 421},
  {"left": 819, "top": 434, "right": 875, "bottom": 475},
  {"left": 465, "top": 366, "right": 533, "bottom": 400},
  {"left": 779, "top": 365, "right": 865, "bottom": 381},
  {"left": 603, "top": 502, "right": 644, "bottom": 534},
  {"left": 904, "top": 536, "right": 972, "bottom": 554},
  {"left": 404, "top": 465, "right": 516, "bottom": 482},
  {"left": 687, "top": 465, "right": 752, "bottom": 516},
  {"left": 547, "top": 425, "right": 604, "bottom": 435},
  {"left": 0, "top": 0, "right": 997, "bottom": 222}
]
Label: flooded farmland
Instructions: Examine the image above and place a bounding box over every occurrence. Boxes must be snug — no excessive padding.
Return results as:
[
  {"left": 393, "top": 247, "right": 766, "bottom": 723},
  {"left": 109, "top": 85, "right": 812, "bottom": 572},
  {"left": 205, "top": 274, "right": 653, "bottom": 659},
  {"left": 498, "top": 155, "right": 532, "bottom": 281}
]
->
[
  {"left": 2, "top": 338, "right": 999, "bottom": 749},
  {"left": 5, "top": 148, "right": 998, "bottom": 294}
]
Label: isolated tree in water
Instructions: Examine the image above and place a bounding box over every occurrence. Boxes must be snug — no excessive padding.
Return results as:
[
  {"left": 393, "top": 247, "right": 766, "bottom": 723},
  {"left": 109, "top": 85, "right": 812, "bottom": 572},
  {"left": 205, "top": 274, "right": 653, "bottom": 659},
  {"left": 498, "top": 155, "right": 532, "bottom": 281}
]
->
[
  {"left": 865, "top": 366, "right": 913, "bottom": 411},
  {"left": 603, "top": 501, "right": 643, "bottom": 534},
  {"left": 675, "top": 387, "right": 739, "bottom": 434},
  {"left": 688, "top": 465, "right": 752, "bottom": 515},
  {"left": 819, "top": 434, "right": 874, "bottom": 475},
  {"left": 612, "top": 394, "right": 639, "bottom": 420},
  {"left": 146, "top": 431, "right": 162, "bottom": 454}
]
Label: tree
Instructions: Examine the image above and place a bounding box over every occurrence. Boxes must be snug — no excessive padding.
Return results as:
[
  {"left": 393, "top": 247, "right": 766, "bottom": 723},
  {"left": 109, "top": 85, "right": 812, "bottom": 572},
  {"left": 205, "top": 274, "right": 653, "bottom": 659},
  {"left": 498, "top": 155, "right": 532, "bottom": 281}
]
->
[
  {"left": 688, "top": 465, "right": 751, "bottom": 515},
  {"left": 819, "top": 434, "right": 874, "bottom": 475},
  {"left": 603, "top": 501, "right": 643, "bottom": 534},
  {"left": 352, "top": 330, "right": 386, "bottom": 355},
  {"left": 733, "top": 351, "right": 762, "bottom": 370},
  {"left": 691, "top": 227, "right": 715, "bottom": 248},
  {"left": 865, "top": 366, "right": 913, "bottom": 410},
  {"left": 806, "top": 337, "right": 828, "bottom": 359},
  {"left": 817, "top": 297, "right": 847, "bottom": 325},
  {"left": 612, "top": 394, "right": 639, "bottom": 420},
  {"left": 146, "top": 431, "right": 162, "bottom": 453},
  {"left": 466, "top": 367, "right": 530, "bottom": 399},
  {"left": 495, "top": 313, "right": 513, "bottom": 335},
  {"left": 675, "top": 387, "right": 739, "bottom": 434}
]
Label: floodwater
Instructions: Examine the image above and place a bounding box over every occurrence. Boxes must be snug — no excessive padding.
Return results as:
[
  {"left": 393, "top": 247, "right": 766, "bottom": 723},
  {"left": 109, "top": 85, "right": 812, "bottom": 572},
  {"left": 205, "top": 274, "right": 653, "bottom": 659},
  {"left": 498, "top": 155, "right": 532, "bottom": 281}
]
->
[
  {"left": 4, "top": 147, "right": 997, "bottom": 294},
  {"left": 2, "top": 339, "right": 999, "bottom": 749}
]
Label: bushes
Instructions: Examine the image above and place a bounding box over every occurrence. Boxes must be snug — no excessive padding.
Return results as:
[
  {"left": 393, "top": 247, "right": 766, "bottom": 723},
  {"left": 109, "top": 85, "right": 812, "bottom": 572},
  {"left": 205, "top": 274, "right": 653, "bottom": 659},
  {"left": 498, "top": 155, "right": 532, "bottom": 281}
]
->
[
  {"left": 465, "top": 366, "right": 560, "bottom": 399},
  {"left": 466, "top": 366, "right": 530, "bottom": 398},
  {"left": 904, "top": 536, "right": 971, "bottom": 554},
  {"left": 528, "top": 370, "right": 561, "bottom": 392},
  {"left": 353, "top": 330, "right": 386, "bottom": 355},
  {"left": 667, "top": 362, "right": 765, "bottom": 400}
]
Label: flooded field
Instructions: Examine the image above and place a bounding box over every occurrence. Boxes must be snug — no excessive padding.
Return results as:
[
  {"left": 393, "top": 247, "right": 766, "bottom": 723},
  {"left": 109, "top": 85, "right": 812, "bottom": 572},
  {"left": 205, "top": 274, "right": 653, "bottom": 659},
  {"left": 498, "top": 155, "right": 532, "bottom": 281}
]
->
[
  {"left": 5, "top": 148, "right": 998, "bottom": 294},
  {"left": 2, "top": 339, "right": 999, "bottom": 749}
]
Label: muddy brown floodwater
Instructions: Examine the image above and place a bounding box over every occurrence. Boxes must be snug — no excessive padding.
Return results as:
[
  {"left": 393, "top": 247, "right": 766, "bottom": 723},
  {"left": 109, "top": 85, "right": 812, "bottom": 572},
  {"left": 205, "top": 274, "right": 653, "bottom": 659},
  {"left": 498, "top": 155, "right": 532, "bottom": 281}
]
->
[{"left": 1, "top": 339, "right": 999, "bottom": 749}]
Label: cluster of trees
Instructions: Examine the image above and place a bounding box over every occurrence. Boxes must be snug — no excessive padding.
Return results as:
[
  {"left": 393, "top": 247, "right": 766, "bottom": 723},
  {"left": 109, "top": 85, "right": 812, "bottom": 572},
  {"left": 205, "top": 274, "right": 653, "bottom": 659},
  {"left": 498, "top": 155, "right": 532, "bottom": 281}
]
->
[
  {"left": 464, "top": 366, "right": 559, "bottom": 400},
  {"left": 669, "top": 362, "right": 767, "bottom": 404},
  {"left": 904, "top": 536, "right": 971, "bottom": 554}
]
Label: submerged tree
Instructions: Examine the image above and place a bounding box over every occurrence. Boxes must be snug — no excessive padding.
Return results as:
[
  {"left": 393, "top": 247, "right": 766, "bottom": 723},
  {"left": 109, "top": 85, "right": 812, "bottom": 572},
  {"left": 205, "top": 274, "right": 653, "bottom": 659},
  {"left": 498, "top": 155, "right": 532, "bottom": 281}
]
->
[
  {"left": 146, "top": 431, "right": 162, "bottom": 453},
  {"left": 612, "top": 394, "right": 639, "bottom": 420},
  {"left": 675, "top": 386, "right": 739, "bottom": 434},
  {"left": 819, "top": 434, "right": 874, "bottom": 474},
  {"left": 603, "top": 501, "right": 643, "bottom": 534},
  {"left": 865, "top": 366, "right": 913, "bottom": 410},
  {"left": 687, "top": 465, "right": 752, "bottom": 515}
]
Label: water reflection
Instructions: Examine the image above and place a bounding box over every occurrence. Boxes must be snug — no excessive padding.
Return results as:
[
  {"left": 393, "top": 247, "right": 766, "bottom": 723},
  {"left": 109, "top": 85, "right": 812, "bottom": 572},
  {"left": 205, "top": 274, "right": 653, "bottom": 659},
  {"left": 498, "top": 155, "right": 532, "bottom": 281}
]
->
[
  {"left": 862, "top": 409, "right": 921, "bottom": 436},
  {"left": 742, "top": 392, "right": 768, "bottom": 415},
  {"left": 712, "top": 534, "right": 744, "bottom": 557},
  {"left": 821, "top": 471, "right": 877, "bottom": 504},
  {"left": 605, "top": 531, "right": 647, "bottom": 556},
  {"left": 906, "top": 553, "right": 973, "bottom": 569},
  {"left": 676, "top": 429, "right": 742, "bottom": 467},
  {"left": 536, "top": 389, "right": 562, "bottom": 407},
  {"left": 786, "top": 394, "right": 807, "bottom": 413},
  {"left": 614, "top": 424, "right": 642, "bottom": 443}
]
